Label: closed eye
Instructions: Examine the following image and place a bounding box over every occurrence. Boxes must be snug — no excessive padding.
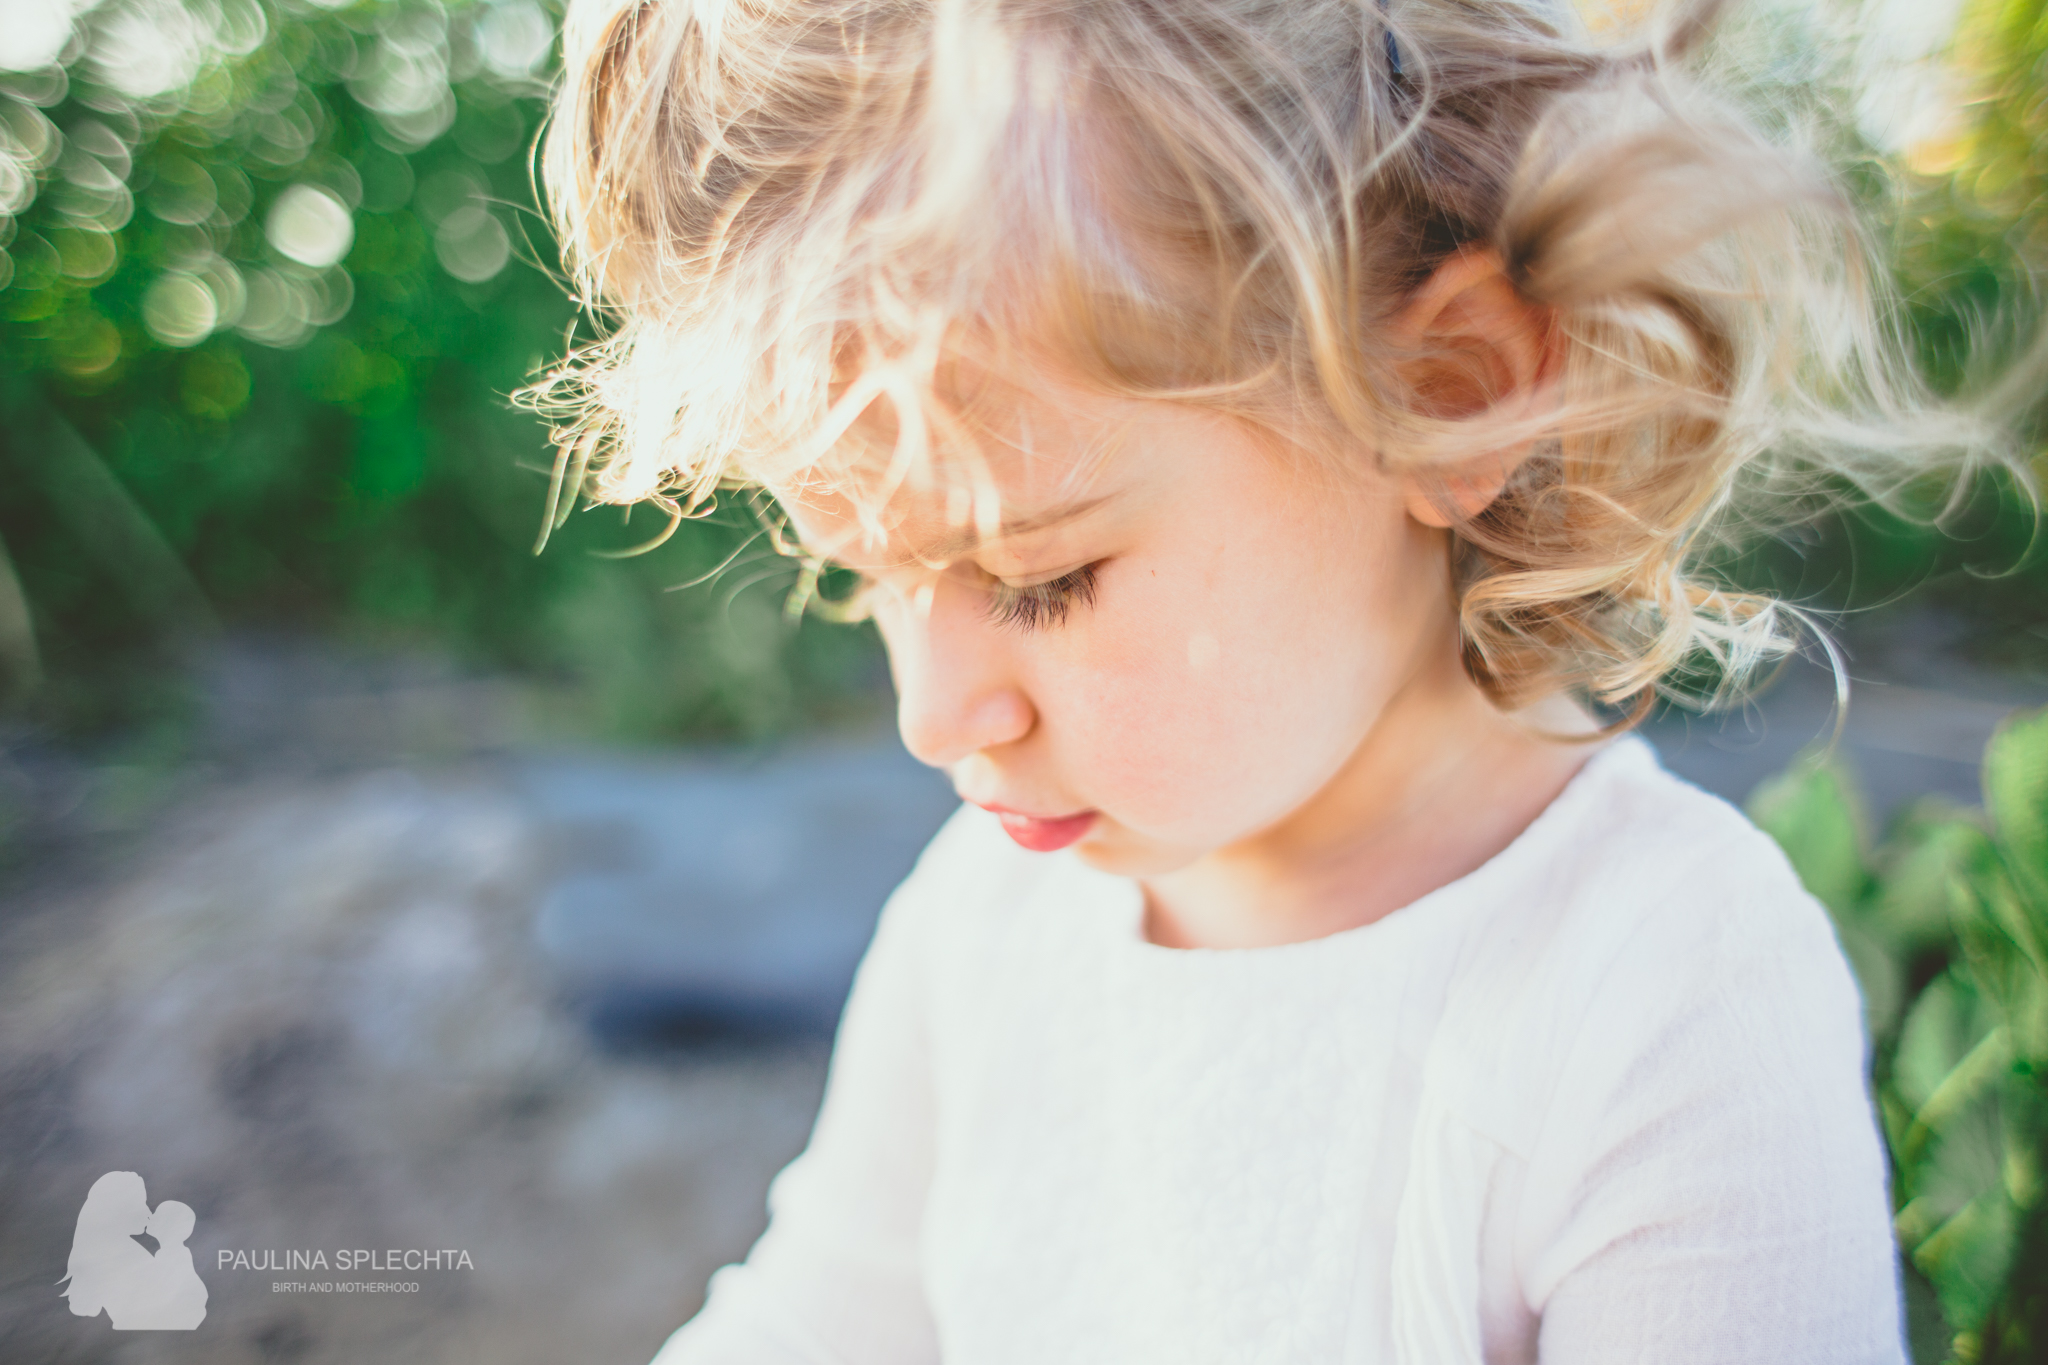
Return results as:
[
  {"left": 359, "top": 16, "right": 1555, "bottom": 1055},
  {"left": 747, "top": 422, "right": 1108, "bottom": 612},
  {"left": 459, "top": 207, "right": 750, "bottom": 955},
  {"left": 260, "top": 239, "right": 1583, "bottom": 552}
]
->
[{"left": 986, "top": 564, "right": 1099, "bottom": 632}]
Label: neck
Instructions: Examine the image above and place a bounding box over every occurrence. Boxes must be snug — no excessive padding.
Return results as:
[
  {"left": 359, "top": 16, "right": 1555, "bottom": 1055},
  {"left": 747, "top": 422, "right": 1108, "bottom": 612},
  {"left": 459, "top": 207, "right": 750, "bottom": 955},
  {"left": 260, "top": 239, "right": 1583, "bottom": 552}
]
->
[{"left": 1138, "top": 653, "right": 1600, "bottom": 950}]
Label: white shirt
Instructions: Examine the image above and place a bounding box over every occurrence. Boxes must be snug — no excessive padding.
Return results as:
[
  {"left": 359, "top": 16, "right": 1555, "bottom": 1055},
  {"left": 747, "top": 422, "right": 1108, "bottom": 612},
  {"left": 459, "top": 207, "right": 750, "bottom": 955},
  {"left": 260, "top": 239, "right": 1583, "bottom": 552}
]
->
[{"left": 651, "top": 736, "right": 1907, "bottom": 1364}]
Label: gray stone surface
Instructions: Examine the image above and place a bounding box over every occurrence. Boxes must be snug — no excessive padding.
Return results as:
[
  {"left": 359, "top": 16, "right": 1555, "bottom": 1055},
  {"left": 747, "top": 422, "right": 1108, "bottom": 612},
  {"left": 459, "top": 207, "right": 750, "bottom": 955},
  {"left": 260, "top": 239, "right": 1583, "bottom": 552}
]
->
[
  {"left": 0, "top": 765, "right": 835, "bottom": 1365},
  {"left": 1644, "top": 625, "right": 2046, "bottom": 826},
  {"left": 521, "top": 742, "right": 958, "bottom": 1037},
  {"left": 0, "top": 620, "right": 2039, "bottom": 1363}
]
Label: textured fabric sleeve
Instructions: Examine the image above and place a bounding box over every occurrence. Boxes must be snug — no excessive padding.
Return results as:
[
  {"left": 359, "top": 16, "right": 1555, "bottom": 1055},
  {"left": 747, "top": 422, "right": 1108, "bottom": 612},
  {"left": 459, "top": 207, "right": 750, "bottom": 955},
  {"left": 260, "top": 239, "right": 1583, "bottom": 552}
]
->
[
  {"left": 646, "top": 814, "right": 960, "bottom": 1365},
  {"left": 1515, "top": 843, "right": 1908, "bottom": 1365}
]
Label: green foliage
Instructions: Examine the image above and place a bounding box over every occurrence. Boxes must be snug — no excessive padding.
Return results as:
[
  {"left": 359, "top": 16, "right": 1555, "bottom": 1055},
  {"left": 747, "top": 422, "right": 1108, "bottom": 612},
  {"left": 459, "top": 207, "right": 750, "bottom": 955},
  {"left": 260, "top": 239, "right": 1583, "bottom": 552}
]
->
[
  {"left": 1693, "top": 0, "right": 2048, "bottom": 662},
  {"left": 0, "top": 0, "right": 2038, "bottom": 743},
  {"left": 1751, "top": 709, "right": 2048, "bottom": 1362},
  {"left": 1899, "top": 0, "right": 2048, "bottom": 377},
  {"left": 1870, "top": 0, "right": 2048, "bottom": 658},
  {"left": 0, "top": 0, "right": 884, "bottom": 741}
]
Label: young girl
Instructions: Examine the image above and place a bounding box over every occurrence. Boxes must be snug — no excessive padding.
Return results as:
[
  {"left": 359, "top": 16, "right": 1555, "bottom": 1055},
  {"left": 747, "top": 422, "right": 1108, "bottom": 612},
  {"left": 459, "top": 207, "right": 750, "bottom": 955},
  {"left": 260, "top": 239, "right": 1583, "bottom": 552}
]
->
[{"left": 532, "top": 1, "right": 2013, "bottom": 1359}]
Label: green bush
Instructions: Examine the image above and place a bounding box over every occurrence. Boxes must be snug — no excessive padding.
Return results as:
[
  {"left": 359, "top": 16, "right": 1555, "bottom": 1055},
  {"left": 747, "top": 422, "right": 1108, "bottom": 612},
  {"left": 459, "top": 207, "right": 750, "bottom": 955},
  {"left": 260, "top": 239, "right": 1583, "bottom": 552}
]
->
[
  {"left": 0, "top": 0, "right": 2040, "bottom": 743},
  {"left": 0, "top": 0, "right": 884, "bottom": 741},
  {"left": 1751, "top": 707, "right": 2048, "bottom": 1362}
]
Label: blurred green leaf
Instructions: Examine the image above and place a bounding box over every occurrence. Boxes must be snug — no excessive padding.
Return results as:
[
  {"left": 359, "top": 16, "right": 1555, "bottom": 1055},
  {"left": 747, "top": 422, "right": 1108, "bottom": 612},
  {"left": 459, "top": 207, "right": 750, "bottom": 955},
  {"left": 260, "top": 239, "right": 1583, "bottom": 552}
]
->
[
  {"left": 1916, "top": 1186, "right": 2022, "bottom": 1345},
  {"left": 1748, "top": 761, "right": 1874, "bottom": 915},
  {"left": 1874, "top": 806, "right": 1995, "bottom": 959},
  {"left": 1894, "top": 971, "right": 2004, "bottom": 1141},
  {"left": 1761, "top": 712, "right": 2048, "bottom": 1358},
  {"left": 1749, "top": 759, "right": 1913, "bottom": 1036},
  {"left": 0, "top": 0, "right": 888, "bottom": 741},
  {"left": 1985, "top": 709, "right": 2048, "bottom": 914}
]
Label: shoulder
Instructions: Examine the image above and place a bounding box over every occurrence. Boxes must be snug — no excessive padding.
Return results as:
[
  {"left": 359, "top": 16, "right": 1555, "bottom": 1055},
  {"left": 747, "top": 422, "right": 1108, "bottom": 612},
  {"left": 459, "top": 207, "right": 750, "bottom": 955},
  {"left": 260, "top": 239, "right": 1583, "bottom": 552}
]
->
[
  {"left": 1571, "top": 734, "right": 1865, "bottom": 1060},
  {"left": 1533, "top": 735, "right": 1855, "bottom": 1000},
  {"left": 1470, "top": 745, "right": 1899, "bottom": 1338},
  {"left": 1443, "top": 735, "right": 1869, "bottom": 1155},
  {"left": 1497, "top": 741, "right": 1891, "bottom": 1280},
  {"left": 1558, "top": 735, "right": 1817, "bottom": 909}
]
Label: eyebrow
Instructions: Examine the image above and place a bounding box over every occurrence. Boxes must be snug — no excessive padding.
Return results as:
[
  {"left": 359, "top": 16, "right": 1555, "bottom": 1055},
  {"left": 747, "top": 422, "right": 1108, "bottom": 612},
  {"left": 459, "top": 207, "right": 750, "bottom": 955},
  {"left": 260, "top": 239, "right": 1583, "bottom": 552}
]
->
[
  {"left": 917, "top": 494, "right": 1117, "bottom": 560},
  {"left": 819, "top": 493, "right": 1118, "bottom": 570}
]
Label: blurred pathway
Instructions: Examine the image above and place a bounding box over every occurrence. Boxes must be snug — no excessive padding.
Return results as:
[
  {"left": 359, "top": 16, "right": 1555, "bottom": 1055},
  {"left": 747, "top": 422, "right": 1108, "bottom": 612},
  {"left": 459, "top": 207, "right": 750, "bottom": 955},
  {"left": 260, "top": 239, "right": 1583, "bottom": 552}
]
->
[
  {"left": 0, "top": 767, "right": 842, "bottom": 1365},
  {"left": 0, "top": 626, "right": 2040, "bottom": 1363},
  {"left": 1644, "top": 617, "right": 2047, "bottom": 824}
]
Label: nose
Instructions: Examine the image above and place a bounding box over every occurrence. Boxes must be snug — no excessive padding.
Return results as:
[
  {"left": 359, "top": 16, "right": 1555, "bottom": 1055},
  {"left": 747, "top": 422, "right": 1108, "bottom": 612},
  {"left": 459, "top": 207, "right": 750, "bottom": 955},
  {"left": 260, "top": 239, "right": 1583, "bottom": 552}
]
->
[{"left": 879, "top": 577, "right": 1035, "bottom": 769}]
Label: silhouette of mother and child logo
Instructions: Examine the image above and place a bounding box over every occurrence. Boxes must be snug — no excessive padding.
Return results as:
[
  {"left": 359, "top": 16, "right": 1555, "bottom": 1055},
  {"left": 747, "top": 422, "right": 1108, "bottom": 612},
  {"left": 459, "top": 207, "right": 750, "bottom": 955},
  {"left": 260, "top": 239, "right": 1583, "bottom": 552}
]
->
[{"left": 60, "top": 1171, "right": 208, "bottom": 1330}]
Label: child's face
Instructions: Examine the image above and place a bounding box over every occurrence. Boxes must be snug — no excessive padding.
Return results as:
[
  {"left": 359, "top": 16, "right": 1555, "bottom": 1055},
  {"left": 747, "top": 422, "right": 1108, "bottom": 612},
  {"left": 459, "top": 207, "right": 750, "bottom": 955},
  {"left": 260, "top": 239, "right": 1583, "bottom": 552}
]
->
[{"left": 780, "top": 370, "right": 1460, "bottom": 878}]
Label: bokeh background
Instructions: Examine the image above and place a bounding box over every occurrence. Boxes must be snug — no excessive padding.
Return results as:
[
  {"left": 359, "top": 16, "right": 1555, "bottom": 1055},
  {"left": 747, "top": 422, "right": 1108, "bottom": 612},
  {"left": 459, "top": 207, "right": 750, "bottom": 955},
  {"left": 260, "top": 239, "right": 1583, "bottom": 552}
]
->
[{"left": 0, "top": 0, "right": 2043, "bottom": 1361}]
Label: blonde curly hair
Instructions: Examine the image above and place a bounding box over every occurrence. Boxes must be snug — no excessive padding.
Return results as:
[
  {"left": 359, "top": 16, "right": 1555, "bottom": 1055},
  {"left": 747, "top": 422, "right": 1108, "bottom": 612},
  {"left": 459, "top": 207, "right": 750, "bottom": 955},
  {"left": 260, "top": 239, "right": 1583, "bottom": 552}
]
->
[{"left": 524, "top": 0, "right": 2019, "bottom": 716}]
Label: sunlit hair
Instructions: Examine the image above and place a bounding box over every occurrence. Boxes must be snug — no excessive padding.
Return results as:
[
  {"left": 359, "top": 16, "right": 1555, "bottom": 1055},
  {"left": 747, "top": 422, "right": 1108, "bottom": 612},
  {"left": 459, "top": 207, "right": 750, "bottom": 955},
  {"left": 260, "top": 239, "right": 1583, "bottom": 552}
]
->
[{"left": 523, "top": 0, "right": 2029, "bottom": 716}]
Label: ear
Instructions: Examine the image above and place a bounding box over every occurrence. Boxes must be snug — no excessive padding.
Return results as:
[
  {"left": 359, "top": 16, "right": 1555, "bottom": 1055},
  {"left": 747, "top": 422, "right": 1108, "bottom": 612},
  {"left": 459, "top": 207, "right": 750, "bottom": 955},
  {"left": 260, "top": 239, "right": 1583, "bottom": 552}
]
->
[{"left": 1390, "top": 248, "right": 1559, "bottom": 529}]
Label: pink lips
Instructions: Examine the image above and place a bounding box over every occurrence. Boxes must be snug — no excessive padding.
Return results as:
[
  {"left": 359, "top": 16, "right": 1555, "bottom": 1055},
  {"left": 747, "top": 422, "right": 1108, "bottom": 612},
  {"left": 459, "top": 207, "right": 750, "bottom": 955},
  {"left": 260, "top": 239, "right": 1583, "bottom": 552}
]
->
[{"left": 978, "top": 804, "right": 1098, "bottom": 852}]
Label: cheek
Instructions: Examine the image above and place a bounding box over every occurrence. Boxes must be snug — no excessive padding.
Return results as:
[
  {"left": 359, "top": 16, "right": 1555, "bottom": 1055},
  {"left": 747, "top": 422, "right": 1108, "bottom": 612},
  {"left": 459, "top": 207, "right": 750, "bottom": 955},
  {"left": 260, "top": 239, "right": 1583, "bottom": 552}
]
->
[{"left": 1038, "top": 530, "right": 1423, "bottom": 840}]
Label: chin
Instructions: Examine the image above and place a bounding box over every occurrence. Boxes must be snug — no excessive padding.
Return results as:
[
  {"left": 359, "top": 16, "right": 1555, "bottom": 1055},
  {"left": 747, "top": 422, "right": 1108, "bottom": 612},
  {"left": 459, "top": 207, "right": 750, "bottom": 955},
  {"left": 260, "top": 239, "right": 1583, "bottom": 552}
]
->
[{"left": 1067, "top": 822, "right": 1200, "bottom": 879}]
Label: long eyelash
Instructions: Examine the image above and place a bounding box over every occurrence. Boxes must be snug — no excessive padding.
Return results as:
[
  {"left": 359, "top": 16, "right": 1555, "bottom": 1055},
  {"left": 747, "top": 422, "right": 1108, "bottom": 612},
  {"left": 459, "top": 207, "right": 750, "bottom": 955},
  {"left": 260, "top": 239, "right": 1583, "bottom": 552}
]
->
[{"left": 986, "top": 564, "right": 1099, "bottom": 632}]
